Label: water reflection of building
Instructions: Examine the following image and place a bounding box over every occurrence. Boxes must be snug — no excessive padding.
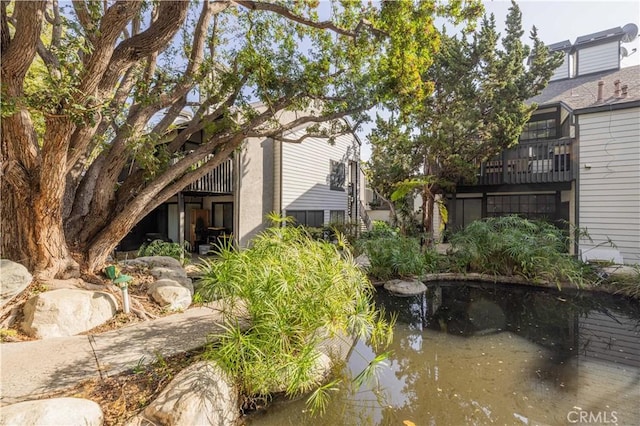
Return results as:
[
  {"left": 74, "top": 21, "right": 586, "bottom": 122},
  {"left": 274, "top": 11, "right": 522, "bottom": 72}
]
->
[{"left": 380, "top": 283, "right": 640, "bottom": 369}]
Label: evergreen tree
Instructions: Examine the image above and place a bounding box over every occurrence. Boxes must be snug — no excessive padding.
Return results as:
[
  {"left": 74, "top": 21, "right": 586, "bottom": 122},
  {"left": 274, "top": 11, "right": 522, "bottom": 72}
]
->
[{"left": 367, "top": 1, "right": 563, "bottom": 242}]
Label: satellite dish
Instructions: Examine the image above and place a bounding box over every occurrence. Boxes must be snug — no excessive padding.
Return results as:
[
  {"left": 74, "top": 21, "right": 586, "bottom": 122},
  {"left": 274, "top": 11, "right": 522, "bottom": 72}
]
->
[
  {"left": 620, "top": 46, "right": 629, "bottom": 59},
  {"left": 621, "top": 23, "right": 638, "bottom": 43}
]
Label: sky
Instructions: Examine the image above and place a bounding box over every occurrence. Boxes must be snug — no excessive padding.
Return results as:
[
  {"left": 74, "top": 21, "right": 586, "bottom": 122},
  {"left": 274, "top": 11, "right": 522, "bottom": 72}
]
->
[{"left": 357, "top": 0, "right": 640, "bottom": 160}]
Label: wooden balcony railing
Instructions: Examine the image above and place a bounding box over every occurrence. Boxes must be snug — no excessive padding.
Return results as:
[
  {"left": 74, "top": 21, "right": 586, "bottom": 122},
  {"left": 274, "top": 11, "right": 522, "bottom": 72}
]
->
[
  {"left": 476, "top": 138, "right": 575, "bottom": 186},
  {"left": 171, "top": 156, "right": 234, "bottom": 194}
]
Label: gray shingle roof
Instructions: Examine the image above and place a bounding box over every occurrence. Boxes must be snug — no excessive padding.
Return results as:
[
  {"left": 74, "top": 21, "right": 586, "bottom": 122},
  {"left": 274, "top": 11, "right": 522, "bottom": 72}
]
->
[
  {"left": 548, "top": 40, "right": 572, "bottom": 52},
  {"left": 574, "top": 26, "right": 624, "bottom": 46},
  {"left": 528, "top": 65, "right": 640, "bottom": 111}
]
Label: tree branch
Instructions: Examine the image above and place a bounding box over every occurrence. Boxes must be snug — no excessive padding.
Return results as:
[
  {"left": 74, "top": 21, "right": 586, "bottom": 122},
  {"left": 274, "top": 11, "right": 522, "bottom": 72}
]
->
[
  {"left": 232, "top": 0, "right": 379, "bottom": 38},
  {"left": 72, "top": 1, "right": 97, "bottom": 40},
  {"left": 76, "top": 1, "right": 142, "bottom": 98},
  {"left": 36, "top": 37, "right": 60, "bottom": 70},
  {"left": 98, "top": 1, "right": 189, "bottom": 95},
  {"left": 66, "top": 63, "right": 141, "bottom": 173},
  {"left": 1, "top": 1, "right": 46, "bottom": 88},
  {"left": 50, "top": 0, "right": 62, "bottom": 48},
  {"left": 254, "top": 104, "right": 370, "bottom": 139}
]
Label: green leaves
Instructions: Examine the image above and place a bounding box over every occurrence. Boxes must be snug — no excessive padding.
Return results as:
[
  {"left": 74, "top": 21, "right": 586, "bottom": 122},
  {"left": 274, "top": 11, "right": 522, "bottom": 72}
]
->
[
  {"left": 367, "top": 3, "right": 563, "bottom": 240},
  {"left": 449, "top": 216, "right": 586, "bottom": 287},
  {"left": 196, "top": 221, "right": 392, "bottom": 405}
]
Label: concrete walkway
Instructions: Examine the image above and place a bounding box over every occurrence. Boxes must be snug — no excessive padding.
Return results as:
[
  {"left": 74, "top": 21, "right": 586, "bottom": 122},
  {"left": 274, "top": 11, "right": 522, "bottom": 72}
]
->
[{"left": 0, "top": 301, "right": 247, "bottom": 406}]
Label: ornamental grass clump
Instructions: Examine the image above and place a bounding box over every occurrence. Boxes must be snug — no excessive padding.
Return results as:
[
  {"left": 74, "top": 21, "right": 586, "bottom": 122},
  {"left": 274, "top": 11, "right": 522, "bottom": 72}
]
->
[
  {"left": 449, "top": 215, "right": 586, "bottom": 286},
  {"left": 196, "top": 217, "right": 392, "bottom": 411}
]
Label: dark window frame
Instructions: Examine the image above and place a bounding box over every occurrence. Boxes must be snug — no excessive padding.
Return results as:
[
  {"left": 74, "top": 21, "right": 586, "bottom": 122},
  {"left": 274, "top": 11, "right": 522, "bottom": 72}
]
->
[
  {"left": 329, "top": 210, "right": 345, "bottom": 224},
  {"left": 520, "top": 109, "right": 559, "bottom": 141},
  {"left": 486, "top": 194, "right": 557, "bottom": 221},
  {"left": 330, "top": 160, "right": 346, "bottom": 191},
  {"left": 287, "top": 210, "right": 324, "bottom": 227}
]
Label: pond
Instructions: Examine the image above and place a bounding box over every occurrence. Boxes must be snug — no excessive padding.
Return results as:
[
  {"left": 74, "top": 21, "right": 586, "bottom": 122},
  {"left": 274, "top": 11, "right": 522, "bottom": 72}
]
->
[{"left": 246, "top": 282, "right": 640, "bottom": 426}]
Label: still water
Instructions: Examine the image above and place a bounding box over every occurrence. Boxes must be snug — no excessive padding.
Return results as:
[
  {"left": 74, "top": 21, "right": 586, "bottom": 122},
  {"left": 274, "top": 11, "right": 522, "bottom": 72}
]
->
[{"left": 246, "top": 283, "right": 640, "bottom": 426}]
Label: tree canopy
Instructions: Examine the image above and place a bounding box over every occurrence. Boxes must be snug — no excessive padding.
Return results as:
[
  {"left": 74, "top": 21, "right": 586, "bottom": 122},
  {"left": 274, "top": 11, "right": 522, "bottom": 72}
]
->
[
  {"left": 1, "top": 0, "right": 482, "bottom": 277},
  {"left": 365, "top": 1, "right": 563, "bottom": 240}
]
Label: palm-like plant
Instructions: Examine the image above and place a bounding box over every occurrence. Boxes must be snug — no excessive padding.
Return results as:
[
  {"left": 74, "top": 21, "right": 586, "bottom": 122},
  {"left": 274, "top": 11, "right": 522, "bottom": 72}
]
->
[{"left": 196, "top": 215, "right": 393, "bottom": 410}]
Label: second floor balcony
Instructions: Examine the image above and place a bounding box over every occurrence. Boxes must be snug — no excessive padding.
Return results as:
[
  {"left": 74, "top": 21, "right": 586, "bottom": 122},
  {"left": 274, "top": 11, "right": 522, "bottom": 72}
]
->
[
  {"left": 171, "top": 155, "right": 234, "bottom": 194},
  {"left": 475, "top": 138, "right": 575, "bottom": 186}
]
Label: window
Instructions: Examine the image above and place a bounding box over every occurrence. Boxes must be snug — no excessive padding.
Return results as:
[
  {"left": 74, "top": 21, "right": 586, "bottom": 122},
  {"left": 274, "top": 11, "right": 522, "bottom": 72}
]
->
[
  {"left": 330, "top": 210, "right": 345, "bottom": 224},
  {"left": 211, "top": 202, "right": 233, "bottom": 232},
  {"left": 330, "top": 160, "right": 345, "bottom": 191},
  {"left": 287, "top": 210, "right": 324, "bottom": 227},
  {"left": 487, "top": 194, "right": 556, "bottom": 221},
  {"left": 520, "top": 118, "right": 557, "bottom": 141}
]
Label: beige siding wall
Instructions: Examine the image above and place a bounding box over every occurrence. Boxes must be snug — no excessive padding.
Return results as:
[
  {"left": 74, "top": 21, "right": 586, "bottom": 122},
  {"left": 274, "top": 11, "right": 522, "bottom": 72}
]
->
[
  {"left": 576, "top": 42, "right": 619, "bottom": 76},
  {"left": 281, "top": 129, "right": 359, "bottom": 224},
  {"left": 578, "top": 107, "right": 640, "bottom": 264},
  {"left": 550, "top": 53, "right": 569, "bottom": 81}
]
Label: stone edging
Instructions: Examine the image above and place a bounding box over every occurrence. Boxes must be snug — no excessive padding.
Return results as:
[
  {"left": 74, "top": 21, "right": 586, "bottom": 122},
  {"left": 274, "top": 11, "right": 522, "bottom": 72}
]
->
[{"left": 421, "top": 272, "right": 635, "bottom": 298}]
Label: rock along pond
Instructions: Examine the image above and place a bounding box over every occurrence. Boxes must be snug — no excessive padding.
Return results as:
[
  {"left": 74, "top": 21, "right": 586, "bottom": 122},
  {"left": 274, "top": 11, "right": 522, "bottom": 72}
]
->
[{"left": 246, "top": 282, "right": 640, "bottom": 426}]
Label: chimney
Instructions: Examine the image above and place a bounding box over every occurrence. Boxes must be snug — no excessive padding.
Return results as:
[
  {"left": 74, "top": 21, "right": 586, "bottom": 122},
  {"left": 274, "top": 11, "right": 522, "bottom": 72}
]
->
[
  {"left": 597, "top": 80, "right": 604, "bottom": 102},
  {"left": 614, "top": 79, "right": 621, "bottom": 97},
  {"left": 621, "top": 84, "right": 628, "bottom": 98}
]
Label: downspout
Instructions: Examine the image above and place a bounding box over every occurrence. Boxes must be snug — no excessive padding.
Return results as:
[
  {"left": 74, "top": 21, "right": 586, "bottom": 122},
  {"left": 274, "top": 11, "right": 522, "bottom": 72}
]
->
[
  {"left": 574, "top": 112, "right": 580, "bottom": 258},
  {"left": 233, "top": 150, "right": 241, "bottom": 246},
  {"left": 273, "top": 138, "right": 283, "bottom": 221}
]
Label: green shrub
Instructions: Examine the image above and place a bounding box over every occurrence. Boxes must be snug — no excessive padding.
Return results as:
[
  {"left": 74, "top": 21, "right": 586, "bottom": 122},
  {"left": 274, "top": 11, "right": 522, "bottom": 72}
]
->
[
  {"left": 449, "top": 215, "right": 586, "bottom": 286},
  {"left": 358, "top": 234, "right": 428, "bottom": 280},
  {"left": 137, "top": 240, "right": 190, "bottom": 265},
  {"left": 196, "top": 221, "right": 392, "bottom": 405},
  {"left": 359, "top": 220, "right": 397, "bottom": 240}
]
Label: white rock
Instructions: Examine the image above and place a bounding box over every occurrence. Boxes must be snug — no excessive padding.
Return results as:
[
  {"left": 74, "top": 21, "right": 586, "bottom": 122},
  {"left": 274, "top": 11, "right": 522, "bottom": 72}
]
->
[
  {"left": 21, "top": 289, "right": 118, "bottom": 338},
  {"left": 144, "top": 361, "right": 238, "bottom": 426},
  {"left": 0, "top": 397, "right": 103, "bottom": 426},
  {"left": 148, "top": 279, "right": 192, "bottom": 311},
  {"left": 122, "top": 256, "right": 183, "bottom": 269},
  {"left": 354, "top": 254, "right": 371, "bottom": 268},
  {"left": 149, "top": 267, "right": 193, "bottom": 293},
  {"left": 1, "top": 259, "right": 32, "bottom": 308},
  {"left": 149, "top": 266, "right": 187, "bottom": 279},
  {"left": 384, "top": 279, "right": 427, "bottom": 295}
]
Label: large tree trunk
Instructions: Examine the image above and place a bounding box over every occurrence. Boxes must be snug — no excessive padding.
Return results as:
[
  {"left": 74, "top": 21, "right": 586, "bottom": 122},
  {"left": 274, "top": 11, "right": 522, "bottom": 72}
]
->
[
  {"left": 422, "top": 186, "right": 436, "bottom": 247},
  {"left": 1, "top": 119, "right": 80, "bottom": 279},
  {"left": 1, "top": 175, "right": 79, "bottom": 280}
]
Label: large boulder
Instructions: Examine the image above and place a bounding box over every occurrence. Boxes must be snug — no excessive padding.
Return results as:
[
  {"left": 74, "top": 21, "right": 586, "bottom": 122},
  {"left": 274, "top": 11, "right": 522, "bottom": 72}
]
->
[
  {"left": 384, "top": 279, "right": 427, "bottom": 296},
  {"left": 143, "top": 361, "right": 238, "bottom": 426},
  {"left": 0, "top": 398, "right": 103, "bottom": 426},
  {"left": 148, "top": 279, "right": 192, "bottom": 311},
  {"left": 21, "top": 289, "right": 118, "bottom": 338},
  {"left": 122, "top": 256, "right": 182, "bottom": 269},
  {"left": 149, "top": 267, "right": 193, "bottom": 293},
  {"left": 0, "top": 259, "right": 32, "bottom": 308}
]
